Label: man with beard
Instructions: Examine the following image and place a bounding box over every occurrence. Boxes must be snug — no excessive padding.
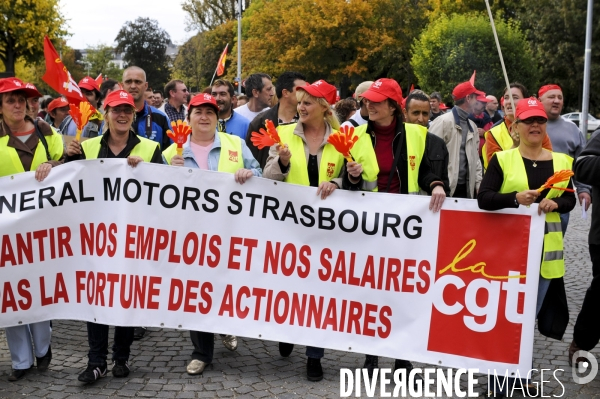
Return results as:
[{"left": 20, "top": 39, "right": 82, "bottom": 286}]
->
[{"left": 211, "top": 79, "right": 250, "bottom": 139}]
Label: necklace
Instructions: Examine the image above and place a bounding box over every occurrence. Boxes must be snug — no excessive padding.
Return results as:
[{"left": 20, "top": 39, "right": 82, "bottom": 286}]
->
[{"left": 521, "top": 148, "right": 544, "bottom": 167}]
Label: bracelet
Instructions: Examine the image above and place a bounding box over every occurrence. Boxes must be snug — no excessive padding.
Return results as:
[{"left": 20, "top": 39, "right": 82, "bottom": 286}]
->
[
  {"left": 430, "top": 181, "right": 444, "bottom": 189},
  {"left": 514, "top": 197, "right": 519, "bottom": 206}
]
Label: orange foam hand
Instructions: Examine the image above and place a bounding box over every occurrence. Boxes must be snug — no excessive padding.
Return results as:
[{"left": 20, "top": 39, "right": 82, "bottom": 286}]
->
[
  {"left": 166, "top": 120, "right": 192, "bottom": 154},
  {"left": 250, "top": 119, "right": 284, "bottom": 149},
  {"left": 264, "top": 119, "right": 283, "bottom": 147},
  {"left": 327, "top": 125, "right": 358, "bottom": 162},
  {"left": 250, "top": 128, "right": 276, "bottom": 150},
  {"left": 537, "top": 170, "right": 575, "bottom": 192},
  {"left": 69, "top": 101, "right": 94, "bottom": 141}
]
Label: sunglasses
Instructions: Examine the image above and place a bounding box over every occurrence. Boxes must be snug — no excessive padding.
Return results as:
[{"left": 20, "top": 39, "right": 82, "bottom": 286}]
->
[
  {"left": 110, "top": 106, "right": 135, "bottom": 115},
  {"left": 517, "top": 117, "right": 547, "bottom": 125}
]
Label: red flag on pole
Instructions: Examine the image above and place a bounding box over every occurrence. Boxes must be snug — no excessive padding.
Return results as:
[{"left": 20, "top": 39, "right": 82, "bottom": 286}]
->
[
  {"left": 469, "top": 70, "right": 476, "bottom": 85},
  {"left": 42, "top": 36, "right": 85, "bottom": 104},
  {"left": 216, "top": 44, "right": 228, "bottom": 77},
  {"left": 95, "top": 73, "right": 103, "bottom": 87}
]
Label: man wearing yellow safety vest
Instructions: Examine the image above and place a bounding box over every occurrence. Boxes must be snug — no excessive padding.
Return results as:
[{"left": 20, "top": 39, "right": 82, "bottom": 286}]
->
[
  {"left": 482, "top": 83, "right": 552, "bottom": 170},
  {"left": 478, "top": 97, "right": 574, "bottom": 397},
  {"left": 353, "top": 78, "right": 446, "bottom": 383},
  {"left": 61, "top": 90, "right": 162, "bottom": 384}
]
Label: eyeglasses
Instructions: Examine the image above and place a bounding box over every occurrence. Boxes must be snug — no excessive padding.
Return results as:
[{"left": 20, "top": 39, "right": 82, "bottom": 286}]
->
[
  {"left": 110, "top": 106, "right": 135, "bottom": 115},
  {"left": 517, "top": 117, "right": 547, "bottom": 125}
]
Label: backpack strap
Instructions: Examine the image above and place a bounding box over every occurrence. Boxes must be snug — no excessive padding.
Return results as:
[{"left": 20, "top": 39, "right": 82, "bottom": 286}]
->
[
  {"left": 34, "top": 119, "right": 52, "bottom": 161},
  {"left": 348, "top": 119, "right": 359, "bottom": 127}
]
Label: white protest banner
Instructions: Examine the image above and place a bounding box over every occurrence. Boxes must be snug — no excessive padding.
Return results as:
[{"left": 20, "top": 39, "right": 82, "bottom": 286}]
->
[{"left": 0, "top": 159, "right": 545, "bottom": 375}]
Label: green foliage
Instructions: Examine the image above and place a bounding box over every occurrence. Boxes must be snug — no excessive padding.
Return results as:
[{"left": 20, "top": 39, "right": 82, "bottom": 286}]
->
[
  {"left": 115, "top": 17, "right": 172, "bottom": 90},
  {"left": 411, "top": 13, "right": 539, "bottom": 103},
  {"left": 84, "top": 44, "right": 122, "bottom": 80},
  {"left": 182, "top": 0, "right": 251, "bottom": 31},
  {"left": 172, "top": 20, "right": 235, "bottom": 92},
  {"left": 0, "top": 0, "right": 67, "bottom": 76}
]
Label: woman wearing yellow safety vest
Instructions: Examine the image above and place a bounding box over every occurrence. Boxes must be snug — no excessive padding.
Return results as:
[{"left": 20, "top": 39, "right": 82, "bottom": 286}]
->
[
  {"left": 482, "top": 83, "right": 552, "bottom": 169},
  {"left": 62, "top": 90, "right": 162, "bottom": 384},
  {"left": 162, "top": 93, "right": 261, "bottom": 377},
  {"left": 478, "top": 98, "right": 574, "bottom": 398},
  {"left": 0, "top": 78, "right": 62, "bottom": 382},
  {"left": 357, "top": 78, "right": 446, "bottom": 382},
  {"left": 263, "top": 79, "right": 373, "bottom": 382}
]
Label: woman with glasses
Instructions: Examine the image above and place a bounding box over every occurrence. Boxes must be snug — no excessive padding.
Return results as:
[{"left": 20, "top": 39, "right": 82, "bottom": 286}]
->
[
  {"left": 477, "top": 98, "right": 575, "bottom": 398},
  {"left": 63, "top": 90, "right": 162, "bottom": 384}
]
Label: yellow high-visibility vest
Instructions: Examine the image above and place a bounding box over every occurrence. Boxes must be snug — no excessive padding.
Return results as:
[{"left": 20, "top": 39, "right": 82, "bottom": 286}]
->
[
  {"left": 357, "top": 122, "right": 427, "bottom": 194},
  {"left": 162, "top": 132, "right": 244, "bottom": 173},
  {"left": 82, "top": 134, "right": 159, "bottom": 162},
  {"left": 0, "top": 130, "right": 64, "bottom": 177},
  {"left": 497, "top": 148, "right": 573, "bottom": 278},
  {"left": 483, "top": 122, "right": 513, "bottom": 169}
]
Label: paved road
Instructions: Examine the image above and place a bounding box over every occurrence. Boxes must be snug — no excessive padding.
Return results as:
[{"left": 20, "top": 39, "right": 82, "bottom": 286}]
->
[{"left": 1, "top": 204, "right": 599, "bottom": 398}]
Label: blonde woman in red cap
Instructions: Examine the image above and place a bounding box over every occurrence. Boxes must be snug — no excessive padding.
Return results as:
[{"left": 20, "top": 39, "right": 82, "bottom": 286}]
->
[
  {"left": 264, "top": 79, "right": 377, "bottom": 381},
  {"left": 163, "top": 93, "right": 261, "bottom": 377},
  {"left": 353, "top": 78, "right": 446, "bottom": 382},
  {"left": 0, "top": 77, "right": 62, "bottom": 381},
  {"left": 60, "top": 90, "right": 162, "bottom": 384},
  {"left": 478, "top": 98, "right": 574, "bottom": 398}
]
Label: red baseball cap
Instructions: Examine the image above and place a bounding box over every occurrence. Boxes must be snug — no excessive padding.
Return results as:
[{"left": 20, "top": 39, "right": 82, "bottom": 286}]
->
[
  {"left": 79, "top": 76, "right": 100, "bottom": 92},
  {"left": 538, "top": 84, "right": 562, "bottom": 98},
  {"left": 475, "top": 90, "right": 489, "bottom": 102},
  {"left": 48, "top": 97, "right": 69, "bottom": 113},
  {"left": 361, "top": 78, "right": 403, "bottom": 104},
  {"left": 452, "top": 81, "right": 478, "bottom": 100},
  {"left": 103, "top": 90, "right": 135, "bottom": 110},
  {"left": 0, "top": 77, "right": 41, "bottom": 98},
  {"left": 188, "top": 93, "right": 219, "bottom": 113},
  {"left": 439, "top": 103, "right": 449, "bottom": 110},
  {"left": 297, "top": 80, "right": 337, "bottom": 105},
  {"left": 515, "top": 97, "right": 548, "bottom": 121}
]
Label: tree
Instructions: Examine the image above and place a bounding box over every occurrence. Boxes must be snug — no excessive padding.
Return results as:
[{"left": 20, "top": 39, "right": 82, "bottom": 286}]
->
[
  {"left": 0, "top": 0, "right": 67, "bottom": 77},
  {"left": 411, "top": 13, "right": 539, "bottom": 103},
  {"left": 182, "top": 0, "right": 251, "bottom": 31},
  {"left": 85, "top": 44, "right": 122, "bottom": 80},
  {"left": 172, "top": 20, "right": 234, "bottom": 91},
  {"left": 115, "top": 17, "right": 172, "bottom": 90}
]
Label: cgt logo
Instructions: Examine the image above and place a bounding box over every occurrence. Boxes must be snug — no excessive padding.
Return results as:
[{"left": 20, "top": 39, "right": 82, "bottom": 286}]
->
[{"left": 428, "top": 210, "right": 532, "bottom": 364}]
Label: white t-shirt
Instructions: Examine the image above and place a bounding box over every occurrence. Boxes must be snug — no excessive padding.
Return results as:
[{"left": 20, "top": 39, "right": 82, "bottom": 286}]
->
[
  {"left": 235, "top": 103, "right": 269, "bottom": 122},
  {"left": 341, "top": 111, "right": 368, "bottom": 128}
]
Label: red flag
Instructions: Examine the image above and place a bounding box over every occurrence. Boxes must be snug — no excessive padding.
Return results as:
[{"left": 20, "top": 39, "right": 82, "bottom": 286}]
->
[
  {"left": 95, "top": 73, "right": 103, "bottom": 87},
  {"left": 42, "top": 36, "right": 85, "bottom": 104},
  {"left": 469, "top": 70, "right": 476, "bottom": 85},
  {"left": 216, "top": 44, "right": 228, "bottom": 77}
]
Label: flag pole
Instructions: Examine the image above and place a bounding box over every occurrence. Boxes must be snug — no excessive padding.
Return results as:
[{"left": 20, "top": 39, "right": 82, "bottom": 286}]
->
[{"left": 484, "top": 0, "right": 516, "bottom": 118}]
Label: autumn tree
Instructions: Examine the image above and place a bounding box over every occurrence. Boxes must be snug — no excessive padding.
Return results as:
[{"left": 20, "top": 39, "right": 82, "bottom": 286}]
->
[
  {"left": 115, "top": 17, "right": 172, "bottom": 89},
  {"left": 411, "top": 13, "right": 538, "bottom": 102},
  {"left": 0, "top": 0, "right": 67, "bottom": 77},
  {"left": 172, "top": 20, "right": 234, "bottom": 91},
  {"left": 84, "top": 44, "right": 122, "bottom": 80},
  {"left": 182, "top": 0, "right": 251, "bottom": 31}
]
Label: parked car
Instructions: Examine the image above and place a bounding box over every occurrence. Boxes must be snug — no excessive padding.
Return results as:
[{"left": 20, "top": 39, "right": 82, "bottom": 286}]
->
[{"left": 561, "top": 112, "right": 600, "bottom": 132}]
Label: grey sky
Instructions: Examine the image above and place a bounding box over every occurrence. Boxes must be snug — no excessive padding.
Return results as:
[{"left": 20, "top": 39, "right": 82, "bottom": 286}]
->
[{"left": 59, "top": 0, "right": 192, "bottom": 49}]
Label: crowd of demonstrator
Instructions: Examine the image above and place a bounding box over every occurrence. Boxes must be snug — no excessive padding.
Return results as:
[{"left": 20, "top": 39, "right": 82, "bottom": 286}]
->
[{"left": 1, "top": 67, "right": 599, "bottom": 398}]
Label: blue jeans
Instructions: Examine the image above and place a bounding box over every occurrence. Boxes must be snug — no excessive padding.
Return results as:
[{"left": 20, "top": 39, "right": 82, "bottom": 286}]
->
[
  {"left": 86, "top": 322, "right": 134, "bottom": 366},
  {"left": 560, "top": 212, "right": 569, "bottom": 236}
]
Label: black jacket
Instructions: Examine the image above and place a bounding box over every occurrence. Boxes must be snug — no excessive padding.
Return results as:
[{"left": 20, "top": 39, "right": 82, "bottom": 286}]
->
[
  {"left": 65, "top": 130, "right": 163, "bottom": 164},
  {"left": 366, "top": 119, "right": 448, "bottom": 195},
  {"left": 574, "top": 134, "right": 600, "bottom": 245},
  {"left": 245, "top": 104, "right": 281, "bottom": 169}
]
